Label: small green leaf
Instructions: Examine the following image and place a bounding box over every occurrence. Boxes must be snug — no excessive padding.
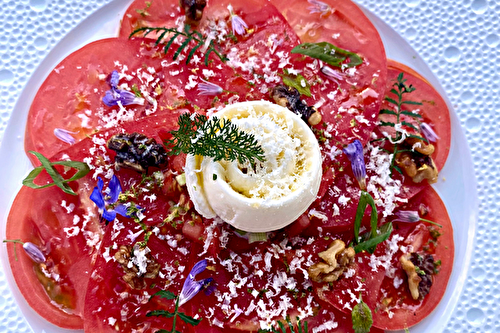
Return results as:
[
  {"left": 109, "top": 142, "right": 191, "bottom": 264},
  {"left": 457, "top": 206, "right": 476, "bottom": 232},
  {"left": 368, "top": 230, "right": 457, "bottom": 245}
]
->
[
  {"left": 378, "top": 121, "right": 395, "bottom": 127},
  {"left": 401, "top": 100, "right": 423, "bottom": 105},
  {"left": 153, "top": 290, "right": 177, "bottom": 300},
  {"left": 178, "top": 312, "right": 202, "bottom": 326},
  {"left": 400, "top": 110, "right": 422, "bottom": 118},
  {"left": 291, "top": 42, "right": 362, "bottom": 68},
  {"left": 22, "top": 151, "right": 90, "bottom": 196},
  {"left": 352, "top": 296, "right": 373, "bottom": 333},
  {"left": 280, "top": 70, "right": 311, "bottom": 97},
  {"left": 354, "top": 223, "right": 393, "bottom": 254},
  {"left": 407, "top": 134, "right": 428, "bottom": 143},
  {"left": 401, "top": 121, "right": 419, "bottom": 132},
  {"left": 146, "top": 310, "right": 175, "bottom": 318},
  {"left": 384, "top": 97, "right": 398, "bottom": 105},
  {"left": 379, "top": 109, "right": 398, "bottom": 116}
]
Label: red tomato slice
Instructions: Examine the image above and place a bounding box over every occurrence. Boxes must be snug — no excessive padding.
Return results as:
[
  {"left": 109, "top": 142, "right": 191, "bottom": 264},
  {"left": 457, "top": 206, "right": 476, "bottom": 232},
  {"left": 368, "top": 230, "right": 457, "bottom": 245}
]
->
[
  {"left": 5, "top": 139, "right": 103, "bottom": 329},
  {"left": 379, "top": 60, "right": 452, "bottom": 171},
  {"left": 270, "top": 0, "right": 388, "bottom": 146}
]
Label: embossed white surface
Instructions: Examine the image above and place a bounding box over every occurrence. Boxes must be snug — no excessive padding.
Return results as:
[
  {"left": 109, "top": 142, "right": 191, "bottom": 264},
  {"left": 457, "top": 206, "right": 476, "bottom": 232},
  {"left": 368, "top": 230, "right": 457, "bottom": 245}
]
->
[{"left": 0, "top": 0, "right": 496, "bottom": 332}]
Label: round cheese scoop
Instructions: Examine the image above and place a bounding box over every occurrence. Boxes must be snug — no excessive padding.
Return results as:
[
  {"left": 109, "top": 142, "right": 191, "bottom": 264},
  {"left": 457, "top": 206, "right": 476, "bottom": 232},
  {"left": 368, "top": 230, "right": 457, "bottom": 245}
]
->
[{"left": 184, "top": 100, "right": 322, "bottom": 232}]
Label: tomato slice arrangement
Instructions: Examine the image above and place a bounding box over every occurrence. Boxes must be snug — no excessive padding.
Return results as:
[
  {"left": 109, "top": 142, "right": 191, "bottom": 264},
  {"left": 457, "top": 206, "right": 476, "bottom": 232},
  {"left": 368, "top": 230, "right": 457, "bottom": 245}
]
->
[{"left": 4, "top": 0, "right": 456, "bottom": 332}]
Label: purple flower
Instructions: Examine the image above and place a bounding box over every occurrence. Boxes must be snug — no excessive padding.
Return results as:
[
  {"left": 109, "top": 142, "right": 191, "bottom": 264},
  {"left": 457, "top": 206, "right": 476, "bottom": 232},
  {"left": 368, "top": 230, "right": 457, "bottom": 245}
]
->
[
  {"left": 228, "top": 5, "right": 248, "bottom": 36},
  {"left": 420, "top": 122, "right": 440, "bottom": 143},
  {"left": 321, "top": 66, "right": 344, "bottom": 85},
  {"left": 23, "top": 242, "right": 46, "bottom": 263},
  {"left": 197, "top": 79, "right": 224, "bottom": 96},
  {"left": 343, "top": 140, "right": 367, "bottom": 190},
  {"left": 307, "top": 0, "right": 331, "bottom": 16},
  {"left": 90, "top": 175, "right": 130, "bottom": 223},
  {"left": 393, "top": 210, "right": 443, "bottom": 227},
  {"left": 54, "top": 128, "right": 78, "bottom": 145},
  {"left": 393, "top": 210, "right": 420, "bottom": 223},
  {"left": 178, "top": 259, "right": 215, "bottom": 306},
  {"left": 102, "top": 70, "right": 145, "bottom": 107}
]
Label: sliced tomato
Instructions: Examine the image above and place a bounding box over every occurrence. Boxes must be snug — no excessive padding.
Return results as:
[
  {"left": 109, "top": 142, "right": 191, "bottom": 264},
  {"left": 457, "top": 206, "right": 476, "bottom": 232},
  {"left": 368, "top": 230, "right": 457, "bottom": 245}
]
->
[
  {"left": 379, "top": 60, "right": 452, "bottom": 171},
  {"left": 5, "top": 139, "right": 103, "bottom": 329}
]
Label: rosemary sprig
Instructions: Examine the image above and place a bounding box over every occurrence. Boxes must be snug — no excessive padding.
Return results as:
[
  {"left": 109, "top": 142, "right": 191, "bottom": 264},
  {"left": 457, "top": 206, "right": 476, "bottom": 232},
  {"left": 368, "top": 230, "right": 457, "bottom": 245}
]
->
[
  {"left": 129, "top": 24, "right": 228, "bottom": 66},
  {"left": 165, "top": 113, "right": 266, "bottom": 165},
  {"left": 376, "top": 73, "right": 427, "bottom": 175}
]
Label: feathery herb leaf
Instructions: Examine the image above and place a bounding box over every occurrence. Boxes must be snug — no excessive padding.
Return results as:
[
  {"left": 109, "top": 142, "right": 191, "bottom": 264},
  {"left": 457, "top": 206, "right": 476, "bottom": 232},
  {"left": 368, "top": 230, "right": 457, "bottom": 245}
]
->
[
  {"left": 165, "top": 113, "right": 266, "bottom": 165},
  {"left": 130, "top": 25, "right": 228, "bottom": 66}
]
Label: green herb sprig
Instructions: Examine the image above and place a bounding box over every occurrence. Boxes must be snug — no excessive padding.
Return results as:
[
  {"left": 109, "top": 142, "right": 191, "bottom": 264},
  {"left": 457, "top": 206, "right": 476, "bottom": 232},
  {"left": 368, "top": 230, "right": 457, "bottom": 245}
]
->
[
  {"left": 291, "top": 42, "right": 362, "bottom": 68},
  {"left": 147, "top": 290, "right": 201, "bottom": 333},
  {"left": 375, "top": 73, "right": 427, "bottom": 175},
  {"left": 129, "top": 24, "right": 228, "bottom": 66},
  {"left": 22, "top": 151, "right": 90, "bottom": 196},
  {"left": 165, "top": 113, "right": 266, "bottom": 165},
  {"left": 352, "top": 191, "right": 392, "bottom": 254},
  {"left": 352, "top": 294, "right": 373, "bottom": 333},
  {"left": 259, "top": 316, "right": 308, "bottom": 333}
]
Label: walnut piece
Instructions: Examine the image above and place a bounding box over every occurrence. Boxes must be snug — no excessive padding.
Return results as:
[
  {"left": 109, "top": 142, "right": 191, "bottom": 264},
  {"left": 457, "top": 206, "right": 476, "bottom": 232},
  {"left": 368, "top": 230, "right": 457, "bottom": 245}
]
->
[
  {"left": 114, "top": 245, "right": 161, "bottom": 289},
  {"left": 308, "top": 240, "right": 355, "bottom": 283},
  {"left": 400, "top": 253, "right": 422, "bottom": 300},
  {"left": 395, "top": 151, "right": 438, "bottom": 184}
]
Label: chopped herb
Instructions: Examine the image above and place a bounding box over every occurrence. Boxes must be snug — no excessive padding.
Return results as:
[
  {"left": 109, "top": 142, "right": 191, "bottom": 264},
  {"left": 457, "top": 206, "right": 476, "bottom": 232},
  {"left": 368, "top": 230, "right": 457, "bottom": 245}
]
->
[
  {"left": 165, "top": 113, "right": 265, "bottom": 165},
  {"left": 130, "top": 24, "right": 228, "bottom": 66},
  {"left": 131, "top": 84, "right": 143, "bottom": 97},
  {"left": 259, "top": 316, "right": 309, "bottom": 333},
  {"left": 135, "top": 1, "right": 152, "bottom": 17},
  {"left": 291, "top": 42, "right": 362, "bottom": 68},
  {"left": 23, "top": 151, "right": 90, "bottom": 196}
]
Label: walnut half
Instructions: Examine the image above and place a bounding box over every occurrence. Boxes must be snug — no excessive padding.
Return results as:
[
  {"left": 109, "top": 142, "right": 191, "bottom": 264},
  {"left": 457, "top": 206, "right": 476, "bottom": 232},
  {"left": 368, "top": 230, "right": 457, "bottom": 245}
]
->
[
  {"left": 308, "top": 240, "right": 355, "bottom": 283},
  {"left": 400, "top": 253, "right": 422, "bottom": 300}
]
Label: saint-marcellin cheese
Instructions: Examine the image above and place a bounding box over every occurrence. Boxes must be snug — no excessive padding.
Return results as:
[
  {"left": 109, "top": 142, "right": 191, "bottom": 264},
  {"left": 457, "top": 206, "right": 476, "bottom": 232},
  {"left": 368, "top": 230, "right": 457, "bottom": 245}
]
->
[{"left": 185, "top": 101, "right": 322, "bottom": 232}]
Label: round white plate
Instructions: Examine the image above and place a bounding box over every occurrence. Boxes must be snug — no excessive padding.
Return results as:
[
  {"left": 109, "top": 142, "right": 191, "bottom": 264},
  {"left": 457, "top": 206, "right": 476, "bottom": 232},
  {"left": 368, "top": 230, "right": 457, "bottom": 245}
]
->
[{"left": 0, "top": 0, "right": 478, "bottom": 332}]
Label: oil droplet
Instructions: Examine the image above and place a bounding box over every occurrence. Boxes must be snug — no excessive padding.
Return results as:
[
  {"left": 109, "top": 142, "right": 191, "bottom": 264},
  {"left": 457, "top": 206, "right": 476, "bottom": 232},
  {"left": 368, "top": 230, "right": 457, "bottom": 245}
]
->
[
  {"left": 0, "top": 70, "right": 14, "bottom": 85},
  {"left": 471, "top": 267, "right": 486, "bottom": 281},
  {"left": 465, "top": 117, "right": 481, "bottom": 133},
  {"left": 485, "top": 34, "right": 499, "bottom": 47},
  {"left": 444, "top": 46, "right": 461, "bottom": 62},
  {"left": 466, "top": 308, "right": 485, "bottom": 326},
  {"left": 460, "top": 91, "right": 474, "bottom": 104},
  {"left": 471, "top": 0, "right": 488, "bottom": 14},
  {"left": 29, "top": 0, "right": 48, "bottom": 11},
  {"left": 33, "top": 36, "right": 48, "bottom": 50}
]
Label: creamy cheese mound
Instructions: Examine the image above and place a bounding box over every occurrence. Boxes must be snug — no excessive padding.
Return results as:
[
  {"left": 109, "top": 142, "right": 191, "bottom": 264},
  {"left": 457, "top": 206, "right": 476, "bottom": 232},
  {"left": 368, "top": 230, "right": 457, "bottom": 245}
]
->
[{"left": 185, "top": 101, "right": 322, "bottom": 232}]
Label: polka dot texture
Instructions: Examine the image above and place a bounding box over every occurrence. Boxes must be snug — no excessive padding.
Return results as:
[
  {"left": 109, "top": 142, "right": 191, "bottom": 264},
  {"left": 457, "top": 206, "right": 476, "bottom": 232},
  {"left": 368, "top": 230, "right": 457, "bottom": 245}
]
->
[{"left": 0, "top": 0, "right": 496, "bottom": 332}]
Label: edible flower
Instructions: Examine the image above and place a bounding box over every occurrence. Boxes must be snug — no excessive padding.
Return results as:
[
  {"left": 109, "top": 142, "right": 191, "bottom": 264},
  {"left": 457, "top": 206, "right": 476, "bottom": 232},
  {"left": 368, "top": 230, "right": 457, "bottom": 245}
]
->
[
  {"left": 420, "top": 122, "right": 440, "bottom": 143},
  {"left": 228, "top": 4, "right": 248, "bottom": 36},
  {"left": 394, "top": 210, "right": 442, "bottom": 228},
  {"left": 3, "top": 240, "right": 46, "bottom": 263},
  {"left": 90, "top": 175, "right": 130, "bottom": 223},
  {"left": 54, "top": 128, "right": 78, "bottom": 145},
  {"left": 343, "top": 140, "right": 367, "bottom": 190},
  {"left": 179, "top": 259, "right": 215, "bottom": 306},
  {"left": 307, "top": 0, "right": 332, "bottom": 17},
  {"left": 321, "top": 66, "right": 344, "bottom": 86},
  {"left": 102, "top": 70, "right": 145, "bottom": 107},
  {"left": 197, "top": 78, "right": 224, "bottom": 96}
]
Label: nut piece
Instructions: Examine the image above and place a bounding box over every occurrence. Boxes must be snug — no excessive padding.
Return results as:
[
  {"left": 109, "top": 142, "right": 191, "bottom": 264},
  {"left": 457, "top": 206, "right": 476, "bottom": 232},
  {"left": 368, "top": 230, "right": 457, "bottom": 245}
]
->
[
  {"left": 395, "top": 152, "right": 438, "bottom": 184},
  {"left": 406, "top": 137, "right": 435, "bottom": 156},
  {"left": 400, "top": 253, "right": 422, "bottom": 300},
  {"left": 179, "top": 0, "right": 207, "bottom": 24},
  {"left": 114, "top": 245, "right": 161, "bottom": 289},
  {"left": 308, "top": 240, "right": 356, "bottom": 283},
  {"left": 107, "top": 132, "right": 168, "bottom": 174},
  {"left": 271, "top": 85, "right": 318, "bottom": 125}
]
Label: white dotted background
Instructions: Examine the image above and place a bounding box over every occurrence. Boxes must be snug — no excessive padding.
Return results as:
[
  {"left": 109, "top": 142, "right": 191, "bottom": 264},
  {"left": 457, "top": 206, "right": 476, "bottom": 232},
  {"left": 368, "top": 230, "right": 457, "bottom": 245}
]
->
[{"left": 0, "top": 0, "right": 497, "bottom": 332}]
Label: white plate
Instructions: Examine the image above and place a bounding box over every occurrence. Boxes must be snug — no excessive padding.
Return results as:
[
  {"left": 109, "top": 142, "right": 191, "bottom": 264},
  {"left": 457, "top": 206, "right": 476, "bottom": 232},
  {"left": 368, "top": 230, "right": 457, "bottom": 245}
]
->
[{"left": 0, "top": 1, "right": 477, "bottom": 332}]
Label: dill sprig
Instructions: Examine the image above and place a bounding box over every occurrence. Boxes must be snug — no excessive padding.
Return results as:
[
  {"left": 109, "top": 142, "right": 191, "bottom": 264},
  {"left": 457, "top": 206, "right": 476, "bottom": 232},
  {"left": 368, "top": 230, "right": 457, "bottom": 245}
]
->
[
  {"left": 375, "top": 73, "right": 427, "bottom": 175},
  {"left": 129, "top": 24, "right": 228, "bottom": 65},
  {"left": 165, "top": 113, "right": 265, "bottom": 165},
  {"left": 259, "top": 316, "right": 308, "bottom": 333}
]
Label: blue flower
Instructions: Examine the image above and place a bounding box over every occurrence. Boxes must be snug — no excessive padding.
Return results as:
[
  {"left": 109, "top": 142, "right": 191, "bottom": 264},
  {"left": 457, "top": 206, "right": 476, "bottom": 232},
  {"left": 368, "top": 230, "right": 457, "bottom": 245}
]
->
[
  {"left": 102, "top": 70, "right": 145, "bottom": 107},
  {"left": 178, "top": 259, "right": 215, "bottom": 306},
  {"left": 90, "top": 175, "right": 130, "bottom": 222},
  {"left": 343, "top": 140, "right": 367, "bottom": 190}
]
